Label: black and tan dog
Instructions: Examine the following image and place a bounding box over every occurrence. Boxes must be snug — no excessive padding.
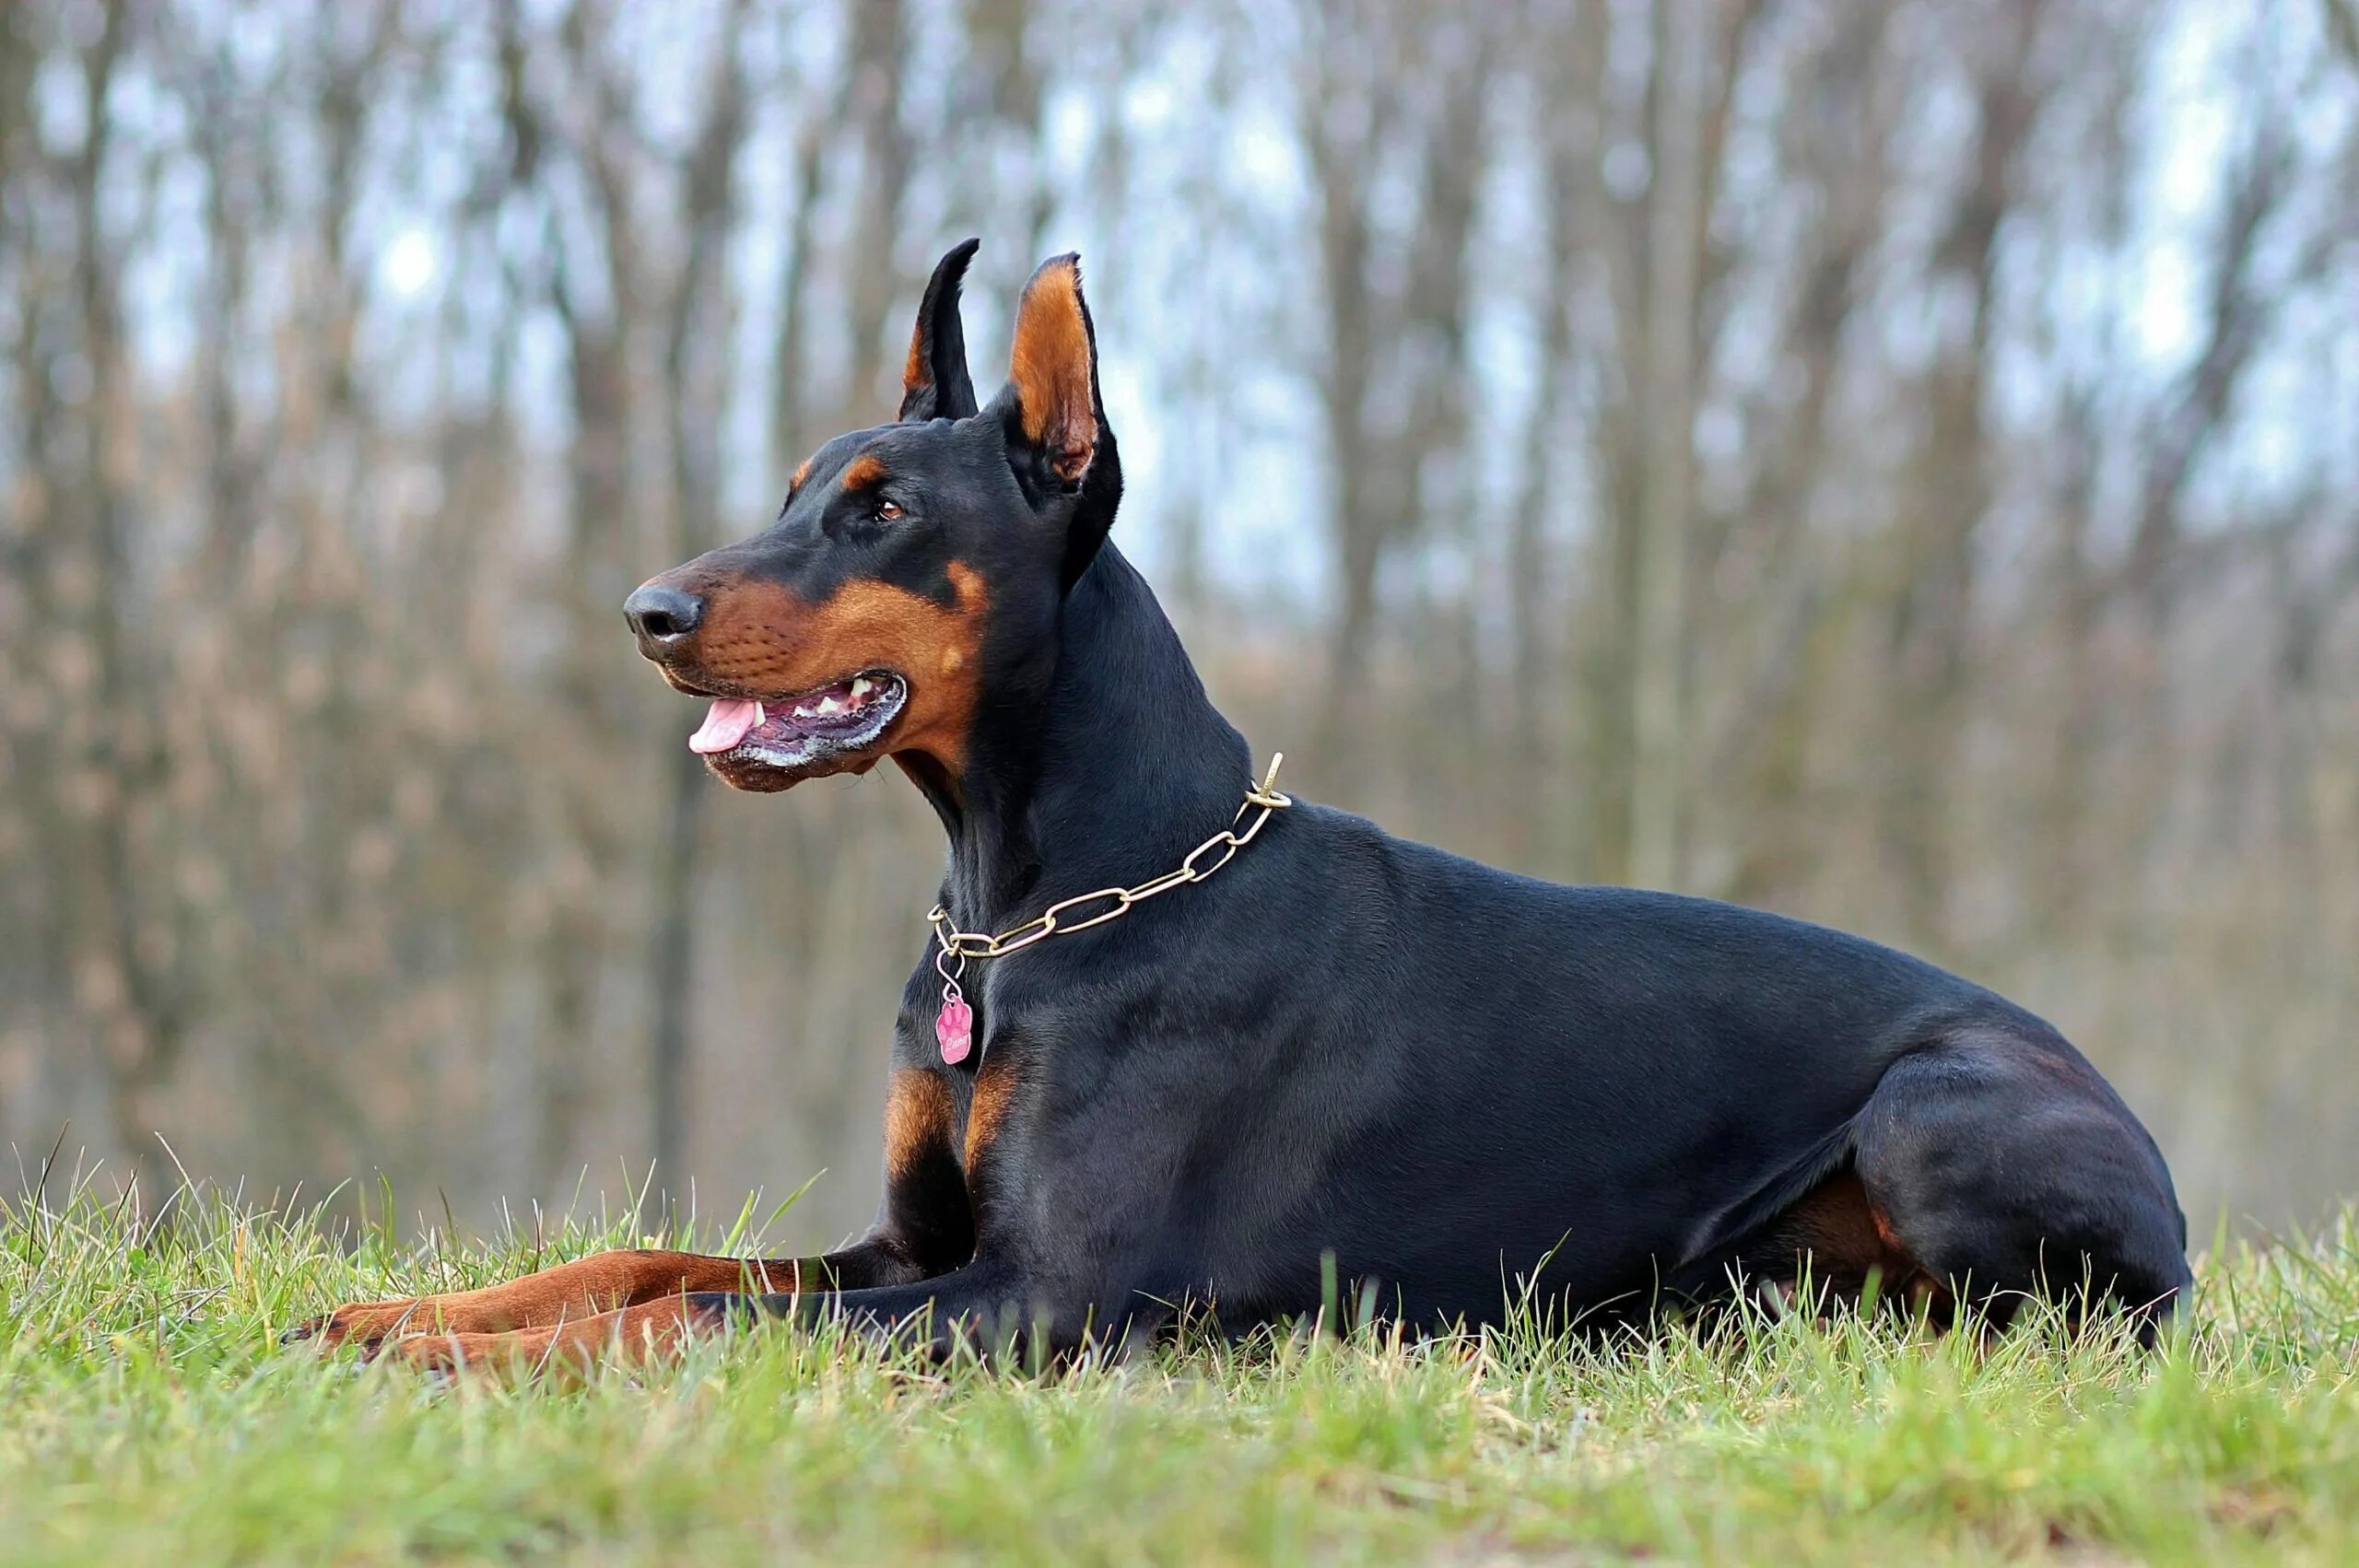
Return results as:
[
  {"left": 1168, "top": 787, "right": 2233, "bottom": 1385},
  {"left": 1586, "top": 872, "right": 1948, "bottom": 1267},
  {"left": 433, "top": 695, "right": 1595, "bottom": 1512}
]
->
[{"left": 294, "top": 241, "right": 2190, "bottom": 1373}]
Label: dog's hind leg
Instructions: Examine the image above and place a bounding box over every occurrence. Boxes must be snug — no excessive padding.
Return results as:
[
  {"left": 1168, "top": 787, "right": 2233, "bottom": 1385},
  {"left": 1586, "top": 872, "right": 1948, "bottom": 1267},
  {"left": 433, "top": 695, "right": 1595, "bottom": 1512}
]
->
[{"left": 1851, "top": 1027, "right": 2192, "bottom": 1343}]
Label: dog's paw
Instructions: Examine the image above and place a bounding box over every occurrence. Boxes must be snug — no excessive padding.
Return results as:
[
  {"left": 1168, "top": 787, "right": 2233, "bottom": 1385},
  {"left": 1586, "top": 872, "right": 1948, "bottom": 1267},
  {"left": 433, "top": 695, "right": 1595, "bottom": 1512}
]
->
[
  {"left": 281, "top": 1298, "right": 423, "bottom": 1351},
  {"left": 382, "top": 1331, "right": 481, "bottom": 1375},
  {"left": 381, "top": 1328, "right": 579, "bottom": 1385}
]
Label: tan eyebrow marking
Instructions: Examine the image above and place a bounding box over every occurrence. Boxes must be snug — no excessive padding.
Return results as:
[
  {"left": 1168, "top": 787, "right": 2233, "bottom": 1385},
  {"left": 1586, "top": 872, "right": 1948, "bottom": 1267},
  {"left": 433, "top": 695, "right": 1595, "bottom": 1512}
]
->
[{"left": 840, "top": 453, "right": 888, "bottom": 491}]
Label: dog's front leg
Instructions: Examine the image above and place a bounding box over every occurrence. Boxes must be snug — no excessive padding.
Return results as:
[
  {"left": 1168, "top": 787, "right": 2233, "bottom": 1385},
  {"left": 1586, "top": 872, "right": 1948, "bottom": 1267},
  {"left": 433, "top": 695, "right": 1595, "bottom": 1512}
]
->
[
  {"left": 287, "top": 1236, "right": 934, "bottom": 1351},
  {"left": 292, "top": 1067, "right": 976, "bottom": 1352},
  {"left": 372, "top": 1288, "right": 729, "bottom": 1384},
  {"left": 379, "top": 1256, "right": 1111, "bottom": 1377}
]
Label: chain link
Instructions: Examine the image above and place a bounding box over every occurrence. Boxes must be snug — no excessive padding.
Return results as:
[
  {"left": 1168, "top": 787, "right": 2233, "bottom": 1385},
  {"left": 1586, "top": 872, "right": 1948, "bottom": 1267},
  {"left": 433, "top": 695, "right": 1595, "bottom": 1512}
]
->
[{"left": 928, "top": 754, "right": 1292, "bottom": 963}]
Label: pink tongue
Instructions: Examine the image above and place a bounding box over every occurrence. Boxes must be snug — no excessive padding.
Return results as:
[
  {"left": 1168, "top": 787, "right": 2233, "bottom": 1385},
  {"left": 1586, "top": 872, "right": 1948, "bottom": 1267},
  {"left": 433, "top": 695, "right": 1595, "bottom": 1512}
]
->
[{"left": 688, "top": 698, "right": 764, "bottom": 755}]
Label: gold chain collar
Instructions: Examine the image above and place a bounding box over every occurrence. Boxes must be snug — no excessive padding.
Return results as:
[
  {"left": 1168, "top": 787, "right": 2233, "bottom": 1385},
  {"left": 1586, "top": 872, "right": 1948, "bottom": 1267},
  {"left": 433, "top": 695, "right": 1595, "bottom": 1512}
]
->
[{"left": 928, "top": 753, "right": 1292, "bottom": 963}]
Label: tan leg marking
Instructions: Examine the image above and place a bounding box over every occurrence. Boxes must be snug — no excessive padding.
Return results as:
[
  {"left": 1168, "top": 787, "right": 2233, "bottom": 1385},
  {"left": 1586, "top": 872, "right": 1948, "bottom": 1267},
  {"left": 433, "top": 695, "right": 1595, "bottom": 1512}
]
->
[
  {"left": 294, "top": 1249, "right": 794, "bottom": 1348},
  {"left": 886, "top": 1067, "right": 957, "bottom": 1184},
  {"left": 386, "top": 1293, "right": 719, "bottom": 1385},
  {"left": 964, "top": 1054, "right": 1019, "bottom": 1169}
]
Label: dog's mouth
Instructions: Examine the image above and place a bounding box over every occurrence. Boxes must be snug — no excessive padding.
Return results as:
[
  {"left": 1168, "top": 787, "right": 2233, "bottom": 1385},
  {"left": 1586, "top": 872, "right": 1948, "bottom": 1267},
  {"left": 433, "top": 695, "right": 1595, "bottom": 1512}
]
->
[{"left": 679, "top": 671, "right": 910, "bottom": 776}]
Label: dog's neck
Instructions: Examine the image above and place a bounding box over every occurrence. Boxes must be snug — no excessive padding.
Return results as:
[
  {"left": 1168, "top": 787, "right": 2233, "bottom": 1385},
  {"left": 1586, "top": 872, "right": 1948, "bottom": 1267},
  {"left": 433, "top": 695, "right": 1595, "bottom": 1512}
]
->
[{"left": 909, "top": 544, "right": 1251, "bottom": 931}]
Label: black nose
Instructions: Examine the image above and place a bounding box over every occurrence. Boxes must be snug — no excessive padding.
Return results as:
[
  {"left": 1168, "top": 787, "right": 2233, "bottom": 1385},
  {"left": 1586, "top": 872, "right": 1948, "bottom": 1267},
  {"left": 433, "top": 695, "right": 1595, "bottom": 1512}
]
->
[{"left": 625, "top": 582, "right": 703, "bottom": 644}]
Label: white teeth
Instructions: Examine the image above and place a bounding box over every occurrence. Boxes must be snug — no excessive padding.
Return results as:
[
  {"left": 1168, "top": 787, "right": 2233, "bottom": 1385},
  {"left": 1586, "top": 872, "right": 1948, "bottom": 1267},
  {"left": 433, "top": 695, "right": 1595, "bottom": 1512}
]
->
[
  {"left": 851, "top": 677, "right": 874, "bottom": 699},
  {"left": 817, "top": 696, "right": 842, "bottom": 714},
  {"left": 752, "top": 702, "right": 765, "bottom": 727}
]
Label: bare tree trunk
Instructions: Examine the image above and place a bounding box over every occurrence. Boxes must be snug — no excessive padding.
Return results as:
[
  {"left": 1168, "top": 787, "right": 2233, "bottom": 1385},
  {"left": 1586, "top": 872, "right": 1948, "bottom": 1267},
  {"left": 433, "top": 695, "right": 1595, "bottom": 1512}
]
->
[
  {"left": 503, "top": 3, "right": 643, "bottom": 1195},
  {"left": 1627, "top": 0, "right": 1708, "bottom": 893},
  {"left": 1562, "top": 0, "right": 1653, "bottom": 886},
  {"left": 840, "top": 0, "right": 911, "bottom": 415},
  {"left": 2111, "top": 109, "right": 2297, "bottom": 902},
  {"left": 1716, "top": 10, "right": 1893, "bottom": 908},
  {"left": 1504, "top": 14, "right": 1599, "bottom": 868},
  {"left": 1308, "top": 34, "right": 1379, "bottom": 778},
  {"left": 647, "top": 11, "right": 748, "bottom": 1189},
  {"left": 2032, "top": 395, "right": 2102, "bottom": 942},
  {"left": 56, "top": 2, "right": 189, "bottom": 1160},
  {"left": 1307, "top": 8, "right": 1485, "bottom": 783},
  {"left": 1877, "top": 0, "right": 2038, "bottom": 950}
]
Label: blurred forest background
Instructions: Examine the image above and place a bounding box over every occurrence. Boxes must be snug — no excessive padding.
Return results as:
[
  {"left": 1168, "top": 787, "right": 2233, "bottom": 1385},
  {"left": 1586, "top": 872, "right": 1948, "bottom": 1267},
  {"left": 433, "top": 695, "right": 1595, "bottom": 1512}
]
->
[{"left": 4, "top": 0, "right": 2357, "bottom": 1252}]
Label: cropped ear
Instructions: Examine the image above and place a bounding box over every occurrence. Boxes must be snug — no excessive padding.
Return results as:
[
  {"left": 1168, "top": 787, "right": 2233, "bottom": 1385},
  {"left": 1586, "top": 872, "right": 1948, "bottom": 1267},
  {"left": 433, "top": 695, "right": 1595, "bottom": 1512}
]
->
[
  {"left": 1003, "top": 252, "right": 1121, "bottom": 588},
  {"left": 1005, "top": 252, "right": 1098, "bottom": 488},
  {"left": 898, "top": 238, "right": 980, "bottom": 421}
]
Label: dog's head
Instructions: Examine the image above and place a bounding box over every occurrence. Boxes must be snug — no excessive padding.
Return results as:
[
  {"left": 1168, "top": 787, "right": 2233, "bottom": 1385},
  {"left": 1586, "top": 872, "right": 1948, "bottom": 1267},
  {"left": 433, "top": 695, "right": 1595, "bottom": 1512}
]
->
[{"left": 624, "top": 241, "right": 1119, "bottom": 794}]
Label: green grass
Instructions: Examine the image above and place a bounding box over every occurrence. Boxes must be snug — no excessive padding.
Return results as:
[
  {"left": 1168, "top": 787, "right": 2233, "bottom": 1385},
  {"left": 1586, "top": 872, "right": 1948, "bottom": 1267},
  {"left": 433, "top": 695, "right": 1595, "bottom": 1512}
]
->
[{"left": 1, "top": 1167, "right": 2354, "bottom": 1566}]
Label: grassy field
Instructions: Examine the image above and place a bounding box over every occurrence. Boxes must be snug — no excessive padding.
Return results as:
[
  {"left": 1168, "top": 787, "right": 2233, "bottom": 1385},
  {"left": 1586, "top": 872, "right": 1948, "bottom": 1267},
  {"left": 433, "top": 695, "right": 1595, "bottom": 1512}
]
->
[{"left": 1, "top": 1168, "right": 2354, "bottom": 1565}]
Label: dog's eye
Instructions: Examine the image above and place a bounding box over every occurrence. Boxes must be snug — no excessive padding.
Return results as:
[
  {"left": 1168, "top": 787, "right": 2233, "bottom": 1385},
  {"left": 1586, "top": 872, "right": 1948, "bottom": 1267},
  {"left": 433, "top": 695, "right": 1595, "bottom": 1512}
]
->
[{"left": 874, "top": 498, "right": 903, "bottom": 522}]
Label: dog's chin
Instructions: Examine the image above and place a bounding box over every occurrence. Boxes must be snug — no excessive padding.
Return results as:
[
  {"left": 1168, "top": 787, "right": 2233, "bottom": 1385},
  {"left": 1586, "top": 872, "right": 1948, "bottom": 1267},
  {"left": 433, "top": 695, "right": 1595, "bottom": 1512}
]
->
[{"left": 705, "top": 746, "right": 886, "bottom": 792}]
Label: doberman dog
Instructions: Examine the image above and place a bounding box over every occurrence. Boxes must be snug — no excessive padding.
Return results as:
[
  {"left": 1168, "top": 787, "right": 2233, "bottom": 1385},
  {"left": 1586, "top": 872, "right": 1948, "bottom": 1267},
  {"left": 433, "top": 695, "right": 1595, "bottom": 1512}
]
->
[{"left": 293, "top": 241, "right": 2191, "bottom": 1375}]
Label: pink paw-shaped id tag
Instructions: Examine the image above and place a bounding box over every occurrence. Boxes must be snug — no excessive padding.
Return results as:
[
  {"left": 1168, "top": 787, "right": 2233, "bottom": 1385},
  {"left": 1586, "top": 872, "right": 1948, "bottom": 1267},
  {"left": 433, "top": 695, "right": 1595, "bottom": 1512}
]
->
[{"left": 935, "top": 992, "right": 974, "bottom": 1064}]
